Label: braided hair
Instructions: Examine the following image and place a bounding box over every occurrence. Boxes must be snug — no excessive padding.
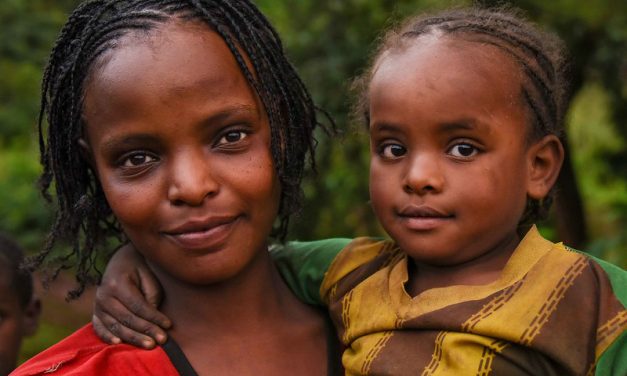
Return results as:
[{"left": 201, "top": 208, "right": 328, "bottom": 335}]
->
[
  {"left": 354, "top": 6, "right": 569, "bottom": 227},
  {"left": 33, "top": 0, "right": 325, "bottom": 298}
]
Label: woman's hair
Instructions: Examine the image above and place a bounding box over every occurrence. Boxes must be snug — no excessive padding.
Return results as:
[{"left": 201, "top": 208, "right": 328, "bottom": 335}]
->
[
  {"left": 33, "top": 0, "right": 326, "bottom": 297},
  {"left": 0, "top": 233, "right": 34, "bottom": 308},
  {"left": 353, "top": 6, "right": 569, "bottom": 227}
]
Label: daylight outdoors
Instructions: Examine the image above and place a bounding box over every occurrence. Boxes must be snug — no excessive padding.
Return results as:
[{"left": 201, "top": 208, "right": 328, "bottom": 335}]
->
[{"left": 1, "top": 0, "right": 625, "bottom": 363}]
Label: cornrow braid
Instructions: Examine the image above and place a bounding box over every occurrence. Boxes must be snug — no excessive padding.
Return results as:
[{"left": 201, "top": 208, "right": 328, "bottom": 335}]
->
[
  {"left": 32, "top": 0, "right": 326, "bottom": 298},
  {"left": 354, "top": 6, "right": 569, "bottom": 227}
]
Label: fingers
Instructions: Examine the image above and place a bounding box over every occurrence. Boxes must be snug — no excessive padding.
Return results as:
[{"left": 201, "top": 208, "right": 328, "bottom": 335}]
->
[
  {"left": 124, "top": 298, "right": 171, "bottom": 343},
  {"left": 94, "top": 277, "right": 171, "bottom": 345},
  {"left": 92, "top": 314, "right": 121, "bottom": 345},
  {"left": 136, "top": 268, "right": 170, "bottom": 329},
  {"left": 92, "top": 309, "right": 157, "bottom": 349}
]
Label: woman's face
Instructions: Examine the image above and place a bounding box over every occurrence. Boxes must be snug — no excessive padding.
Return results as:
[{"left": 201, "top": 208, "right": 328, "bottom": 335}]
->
[{"left": 81, "top": 20, "right": 280, "bottom": 285}]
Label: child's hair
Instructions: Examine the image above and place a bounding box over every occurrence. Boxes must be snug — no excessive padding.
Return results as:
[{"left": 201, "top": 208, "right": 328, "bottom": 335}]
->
[
  {"left": 354, "top": 6, "right": 569, "bottom": 227},
  {"left": 33, "top": 0, "right": 326, "bottom": 297},
  {"left": 0, "top": 233, "right": 34, "bottom": 308}
]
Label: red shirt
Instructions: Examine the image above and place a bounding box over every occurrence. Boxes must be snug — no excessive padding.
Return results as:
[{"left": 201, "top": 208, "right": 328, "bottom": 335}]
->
[{"left": 11, "top": 324, "right": 180, "bottom": 375}]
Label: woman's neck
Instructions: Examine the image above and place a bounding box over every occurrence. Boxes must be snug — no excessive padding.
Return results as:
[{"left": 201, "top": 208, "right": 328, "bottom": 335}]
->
[
  {"left": 152, "top": 246, "right": 296, "bottom": 338},
  {"left": 147, "top": 245, "right": 330, "bottom": 376}
]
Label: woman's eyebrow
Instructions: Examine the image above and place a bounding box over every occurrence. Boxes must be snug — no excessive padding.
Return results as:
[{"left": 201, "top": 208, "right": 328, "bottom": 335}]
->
[
  {"left": 100, "top": 134, "right": 161, "bottom": 152},
  {"left": 201, "top": 104, "right": 258, "bottom": 126}
]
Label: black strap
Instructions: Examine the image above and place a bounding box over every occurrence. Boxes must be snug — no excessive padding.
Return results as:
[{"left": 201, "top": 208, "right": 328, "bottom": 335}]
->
[
  {"left": 325, "top": 313, "right": 344, "bottom": 376},
  {"left": 162, "top": 337, "right": 199, "bottom": 376}
]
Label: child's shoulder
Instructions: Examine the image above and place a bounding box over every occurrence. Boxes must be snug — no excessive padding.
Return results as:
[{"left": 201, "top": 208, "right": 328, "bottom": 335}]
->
[
  {"left": 320, "top": 237, "right": 401, "bottom": 302},
  {"left": 11, "top": 325, "right": 178, "bottom": 376},
  {"left": 562, "top": 244, "right": 627, "bottom": 307},
  {"left": 519, "top": 228, "right": 626, "bottom": 304}
]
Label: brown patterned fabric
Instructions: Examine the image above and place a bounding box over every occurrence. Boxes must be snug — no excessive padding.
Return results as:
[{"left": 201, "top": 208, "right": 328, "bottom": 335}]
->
[{"left": 320, "top": 227, "right": 626, "bottom": 375}]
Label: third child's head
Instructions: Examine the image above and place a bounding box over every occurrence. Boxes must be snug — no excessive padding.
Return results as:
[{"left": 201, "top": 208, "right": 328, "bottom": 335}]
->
[
  {"left": 0, "top": 234, "right": 40, "bottom": 375},
  {"left": 357, "top": 8, "right": 567, "bottom": 266},
  {"left": 37, "top": 0, "right": 320, "bottom": 292}
]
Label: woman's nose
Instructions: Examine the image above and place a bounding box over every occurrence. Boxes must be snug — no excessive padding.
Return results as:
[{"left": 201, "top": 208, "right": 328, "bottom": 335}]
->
[{"left": 167, "top": 149, "right": 219, "bottom": 206}]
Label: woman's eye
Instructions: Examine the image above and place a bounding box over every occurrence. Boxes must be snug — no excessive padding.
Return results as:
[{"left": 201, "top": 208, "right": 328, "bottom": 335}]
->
[
  {"left": 380, "top": 144, "right": 407, "bottom": 159},
  {"left": 217, "top": 131, "right": 247, "bottom": 146},
  {"left": 122, "top": 153, "right": 157, "bottom": 167},
  {"left": 449, "top": 143, "right": 478, "bottom": 158}
]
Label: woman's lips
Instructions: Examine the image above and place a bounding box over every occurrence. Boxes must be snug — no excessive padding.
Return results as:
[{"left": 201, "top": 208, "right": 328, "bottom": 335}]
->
[{"left": 163, "top": 216, "right": 240, "bottom": 251}]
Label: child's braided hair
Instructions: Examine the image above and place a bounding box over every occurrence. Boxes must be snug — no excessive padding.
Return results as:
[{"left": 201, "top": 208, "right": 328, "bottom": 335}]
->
[{"left": 354, "top": 6, "right": 569, "bottom": 227}]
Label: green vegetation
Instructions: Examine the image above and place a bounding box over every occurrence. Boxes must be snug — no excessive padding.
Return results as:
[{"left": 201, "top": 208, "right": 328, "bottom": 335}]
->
[{"left": 2, "top": 0, "right": 625, "bottom": 363}]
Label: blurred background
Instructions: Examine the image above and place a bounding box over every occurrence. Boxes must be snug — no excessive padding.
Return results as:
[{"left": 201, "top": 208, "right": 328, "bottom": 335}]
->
[{"left": 1, "top": 0, "right": 625, "bottom": 364}]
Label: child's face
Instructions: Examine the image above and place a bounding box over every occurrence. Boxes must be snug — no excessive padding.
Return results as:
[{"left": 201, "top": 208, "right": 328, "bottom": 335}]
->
[
  {"left": 368, "top": 37, "right": 538, "bottom": 267},
  {"left": 0, "top": 270, "right": 39, "bottom": 375},
  {"left": 0, "top": 275, "right": 22, "bottom": 375},
  {"left": 81, "top": 20, "right": 280, "bottom": 285}
]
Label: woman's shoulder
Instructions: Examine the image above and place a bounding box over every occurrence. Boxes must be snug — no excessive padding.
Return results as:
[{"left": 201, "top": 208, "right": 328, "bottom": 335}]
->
[{"left": 11, "top": 324, "right": 179, "bottom": 376}]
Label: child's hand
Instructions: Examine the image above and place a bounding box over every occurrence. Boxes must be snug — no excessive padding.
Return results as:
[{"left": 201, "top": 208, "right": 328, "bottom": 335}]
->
[{"left": 92, "top": 243, "right": 172, "bottom": 349}]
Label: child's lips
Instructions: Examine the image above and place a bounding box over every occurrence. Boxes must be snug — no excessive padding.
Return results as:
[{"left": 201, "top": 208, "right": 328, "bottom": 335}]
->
[{"left": 397, "top": 205, "right": 453, "bottom": 230}]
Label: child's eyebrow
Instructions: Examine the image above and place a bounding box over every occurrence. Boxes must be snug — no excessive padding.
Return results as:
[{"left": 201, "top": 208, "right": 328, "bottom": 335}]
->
[
  {"left": 438, "top": 119, "right": 487, "bottom": 133},
  {"left": 369, "top": 122, "right": 402, "bottom": 134}
]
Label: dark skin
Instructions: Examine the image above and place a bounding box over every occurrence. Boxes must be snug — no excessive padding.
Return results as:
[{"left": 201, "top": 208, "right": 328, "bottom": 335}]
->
[{"left": 83, "top": 19, "right": 331, "bottom": 375}]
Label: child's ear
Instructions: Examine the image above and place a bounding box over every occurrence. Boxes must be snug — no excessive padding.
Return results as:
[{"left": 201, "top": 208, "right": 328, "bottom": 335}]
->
[
  {"left": 526, "top": 134, "right": 564, "bottom": 200},
  {"left": 22, "top": 296, "right": 41, "bottom": 337},
  {"left": 78, "top": 138, "right": 94, "bottom": 167}
]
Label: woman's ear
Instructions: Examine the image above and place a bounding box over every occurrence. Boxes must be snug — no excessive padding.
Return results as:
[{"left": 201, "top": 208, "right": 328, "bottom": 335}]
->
[
  {"left": 78, "top": 138, "right": 94, "bottom": 168},
  {"left": 526, "top": 134, "right": 564, "bottom": 200}
]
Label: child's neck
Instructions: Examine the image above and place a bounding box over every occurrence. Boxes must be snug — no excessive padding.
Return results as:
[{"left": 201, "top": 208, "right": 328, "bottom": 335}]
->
[{"left": 405, "top": 233, "right": 521, "bottom": 297}]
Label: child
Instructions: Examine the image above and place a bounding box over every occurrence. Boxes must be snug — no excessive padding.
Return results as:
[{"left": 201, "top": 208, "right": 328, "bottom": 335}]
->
[
  {"left": 11, "top": 0, "right": 343, "bottom": 375},
  {"left": 92, "top": 6, "right": 627, "bottom": 376},
  {"left": 0, "top": 234, "right": 40, "bottom": 376}
]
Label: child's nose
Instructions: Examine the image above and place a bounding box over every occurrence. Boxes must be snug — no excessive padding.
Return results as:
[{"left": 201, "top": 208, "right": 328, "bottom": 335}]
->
[
  {"left": 403, "top": 154, "right": 444, "bottom": 195},
  {"left": 167, "top": 149, "right": 218, "bottom": 206}
]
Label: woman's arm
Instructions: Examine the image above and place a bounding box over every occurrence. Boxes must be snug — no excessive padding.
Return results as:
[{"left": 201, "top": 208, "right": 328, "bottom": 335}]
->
[{"left": 92, "top": 243, "right": 171, "bottom": 349}]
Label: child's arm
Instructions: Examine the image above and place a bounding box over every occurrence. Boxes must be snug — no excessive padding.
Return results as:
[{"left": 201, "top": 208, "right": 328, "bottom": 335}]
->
[
  {"left": 92, "top": 244, "right": 171, "bottom": 349},
  {"left": 92, "top": 238, "right": 350, "bottom": 348},
  {"left": 271, "top": 238, "right": 352, "bottom": 305}
]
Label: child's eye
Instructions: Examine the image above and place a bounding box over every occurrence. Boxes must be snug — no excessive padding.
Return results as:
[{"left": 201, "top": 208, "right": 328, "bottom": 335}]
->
[
  {"left": 121, "top": 152, "right": 158, "bottom": 167},
  {"left": 379, "top": 144, "right": 407, "bottom": 159},
  {"left": 448, "top": 143, "right": 478, "bottom": 158},
  {"left": 216, "top": 131, "right": 248, "bottom": 146}
]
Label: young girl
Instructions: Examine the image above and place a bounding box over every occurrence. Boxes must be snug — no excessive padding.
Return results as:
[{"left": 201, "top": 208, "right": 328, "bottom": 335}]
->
[
  {"left": 93, "top": 6, "right": 627, "bottom": 376},
  {"left": 11, "top": 1, "right": 343, "bottom": 375}
]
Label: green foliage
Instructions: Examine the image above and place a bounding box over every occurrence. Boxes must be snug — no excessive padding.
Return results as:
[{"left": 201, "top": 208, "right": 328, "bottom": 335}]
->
[
  {"left": 568, "top": 84, "right": 627, "bottom": 266},
  {"left": 0, "top": 0, "right": 80, "bottom": 142},
  {"left": 0, "top": 144, "right": 54, "bottom": 252}
]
